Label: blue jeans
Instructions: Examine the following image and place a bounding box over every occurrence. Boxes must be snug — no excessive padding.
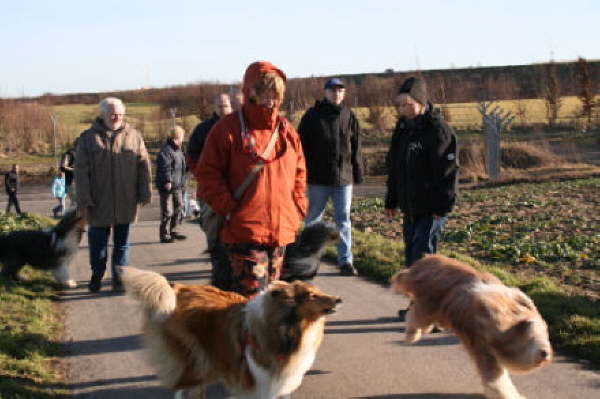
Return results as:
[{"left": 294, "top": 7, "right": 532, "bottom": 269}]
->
[
  {"left": 403, "top": 214, "right": 447, "bottom": 267},
  {"left": 88, "top": 224, "right": 131, "bottom": 280},
  {"left": 305, "top": 184, "right": 353, "bottom": 266}
]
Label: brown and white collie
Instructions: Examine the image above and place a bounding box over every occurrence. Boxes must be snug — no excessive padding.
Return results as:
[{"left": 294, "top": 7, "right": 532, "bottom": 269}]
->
[
  {"left": 122, "top": 267, "right": 341, "bottom": 399},
  {"left": 390, "top": 255, "right": 552, "bottom": 399}
]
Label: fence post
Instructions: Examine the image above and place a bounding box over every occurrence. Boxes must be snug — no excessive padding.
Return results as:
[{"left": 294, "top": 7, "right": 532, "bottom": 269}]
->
[
  {"left": 478, "top": 102, "right": 514, "bottom": 181},
  {"left": 50, "top": 114, "right": 58, "bottom": 158},
  {"left": 169, "top": 107, "right": 177, "bottom": 129}
]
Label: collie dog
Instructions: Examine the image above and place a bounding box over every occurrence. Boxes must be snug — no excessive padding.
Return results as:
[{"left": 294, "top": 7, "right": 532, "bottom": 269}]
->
[
  {"left": 390, "top": 255, "right": 552, "bottom": 399},
  {"left": 0, "top": 209, "right": 84, "bottom": 288},
  {"left": 122, "top": 267, "right": 341, "bottom": 398}
]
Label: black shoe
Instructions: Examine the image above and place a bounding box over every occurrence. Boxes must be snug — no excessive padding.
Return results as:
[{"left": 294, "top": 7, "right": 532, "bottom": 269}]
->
[
  {"left": 171, "top": 232, "right": 187, "bottom": 240},
  {"left": 88, "top": 274, "right": 102, "bottom": 293},
  {"left": 160, "top": 237, "right": 174, "bottom": 243},
  {"left": 340, "top": 263, "right": 358, "bottom": 276}
]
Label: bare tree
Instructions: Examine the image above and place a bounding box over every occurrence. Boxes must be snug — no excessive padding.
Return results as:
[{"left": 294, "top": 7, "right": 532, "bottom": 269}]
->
[
  {"left": 575, "top": 57, "right": 596, "bottom": 129},
  {"left": 543, "top": 61, "right": 562, "bottom": 128}
]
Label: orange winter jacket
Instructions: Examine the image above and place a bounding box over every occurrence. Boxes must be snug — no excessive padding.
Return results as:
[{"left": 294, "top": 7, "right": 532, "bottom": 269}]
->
[{"left": 195, "top": 108, "right": 307, "bottom": 247}]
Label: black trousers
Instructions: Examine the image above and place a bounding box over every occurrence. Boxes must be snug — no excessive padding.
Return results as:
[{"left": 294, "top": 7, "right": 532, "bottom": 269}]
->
[{"left": 6, "top": 191, "right": 21, "bottom": 214}]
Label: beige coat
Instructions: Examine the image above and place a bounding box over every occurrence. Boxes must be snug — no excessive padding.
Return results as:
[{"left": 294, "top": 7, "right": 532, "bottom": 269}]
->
[{"left": 75, "top": 118, "right": 152, "bottom": 227}]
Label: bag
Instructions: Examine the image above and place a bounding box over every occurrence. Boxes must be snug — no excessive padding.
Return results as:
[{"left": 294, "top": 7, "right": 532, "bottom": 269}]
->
[
  {"left": 199, "top": 110, "right": 280, "bottom": 251},
  {"left": 198, "top": 200, "right": 223, "bottom": 251}
]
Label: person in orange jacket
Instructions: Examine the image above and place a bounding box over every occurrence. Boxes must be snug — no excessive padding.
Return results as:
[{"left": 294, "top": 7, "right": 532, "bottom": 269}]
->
[{"left": 196, "top": 61, "right": 307, "bottom": 297}]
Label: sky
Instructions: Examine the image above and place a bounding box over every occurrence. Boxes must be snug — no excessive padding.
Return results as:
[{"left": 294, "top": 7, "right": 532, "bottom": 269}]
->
[{"left": 1, "top": 0, "right": 598, "bottom": 98}]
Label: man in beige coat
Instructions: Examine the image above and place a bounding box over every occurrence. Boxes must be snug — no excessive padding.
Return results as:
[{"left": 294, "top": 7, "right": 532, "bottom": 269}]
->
[{"left": 75, "top": 97, "right": 152, "bottom": 293}]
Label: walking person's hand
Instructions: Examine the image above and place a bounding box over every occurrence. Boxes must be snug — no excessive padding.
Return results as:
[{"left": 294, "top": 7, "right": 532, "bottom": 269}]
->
[
  {"left": 164, "top": 182, "right": 172, "bottom": 192},
  {"left": 384, "top": 208, "right": 397, "bottom": 218}
]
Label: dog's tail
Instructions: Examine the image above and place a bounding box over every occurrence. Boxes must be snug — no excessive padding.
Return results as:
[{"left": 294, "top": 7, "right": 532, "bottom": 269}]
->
[
  {"left": 121, "top": 267, "right": 176, "bottom": 322},
  {"left": 389, "top": 269, "right": 410, "bottom": 295}
]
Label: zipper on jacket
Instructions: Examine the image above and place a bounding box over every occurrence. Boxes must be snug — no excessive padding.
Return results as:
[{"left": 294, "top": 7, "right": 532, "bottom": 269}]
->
[{"left": 109, "top": 131, "right": 117, "bottom": 223}]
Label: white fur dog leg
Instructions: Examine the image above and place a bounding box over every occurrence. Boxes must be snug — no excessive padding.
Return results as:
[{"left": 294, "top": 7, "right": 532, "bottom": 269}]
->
[
  {"left": 404, "top": 307, "right": 422, "bottom": 343},
  {"left": 53, "top": 264, "right": 77, "bottom": 288},
  {"left": 483, "top": 367, "right": 524, "bottom": 399}
]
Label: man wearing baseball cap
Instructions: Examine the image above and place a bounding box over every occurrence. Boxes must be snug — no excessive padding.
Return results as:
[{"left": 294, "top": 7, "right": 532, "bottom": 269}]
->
[{"left": 298, "top": 77, "right": 364, "bottom": 276}]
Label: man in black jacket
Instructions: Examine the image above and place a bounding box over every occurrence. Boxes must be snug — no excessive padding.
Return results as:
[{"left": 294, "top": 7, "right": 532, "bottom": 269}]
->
[
  {"left": 4, "top": 164, "right": 22, "bottom": 215},
  {"left": 156, "top": 126, "right": 187, "bottom": 243},
  {"left": 186, "top": 93, "right": 232, "bottom": 176},
  {"left": 298, "top": 78, "right": 364, "bottom": 276},
  {"left": 187, "top": 93, "right": 233, "bottom": 288},
  {"left": 384, "top": 77, "right": 459, "bottom": 269}
]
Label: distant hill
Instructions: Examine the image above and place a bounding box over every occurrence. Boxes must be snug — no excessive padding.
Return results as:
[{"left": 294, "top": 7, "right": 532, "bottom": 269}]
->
[{"left": 3, "top": 59, "right": 599, "bottom": 110}]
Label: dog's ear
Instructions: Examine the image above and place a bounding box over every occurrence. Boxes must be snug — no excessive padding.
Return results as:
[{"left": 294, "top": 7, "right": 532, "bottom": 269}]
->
[
  {"left": 498, "top": 320, "right": 532, "bottom": 344},
  {"left": 512, "top": 320, "right": 533, "bottom": 335}
]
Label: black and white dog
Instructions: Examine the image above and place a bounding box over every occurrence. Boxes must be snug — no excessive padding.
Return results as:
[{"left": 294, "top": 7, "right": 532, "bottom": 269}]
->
[
  {"left": 0, "top": 209, "right": 85, "bottom": 287},
  {"left": 281, "top": 221, "right": 340, "bottom": 282}
]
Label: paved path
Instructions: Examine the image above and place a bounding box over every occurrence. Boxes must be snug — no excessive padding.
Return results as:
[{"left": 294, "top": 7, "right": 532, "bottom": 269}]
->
[{"left": 3, "top": 187, "right": 599, "bottom": 398}]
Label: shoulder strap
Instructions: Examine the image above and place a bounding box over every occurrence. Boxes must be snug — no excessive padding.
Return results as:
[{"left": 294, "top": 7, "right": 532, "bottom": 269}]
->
[{"left": 232, "top": 110, "right": 280, "bottom": 200}]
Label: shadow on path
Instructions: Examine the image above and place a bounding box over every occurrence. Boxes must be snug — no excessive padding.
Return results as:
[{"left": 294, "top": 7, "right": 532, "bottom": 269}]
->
[
  {"left": 66, "top": 334, "right": 143, "bottom": 356},
  {"left": 356, "top": 394, "right": 484, "bottom": 399},
  {"left": 68, "top": 374, "right": 157, "bottom": 389}
]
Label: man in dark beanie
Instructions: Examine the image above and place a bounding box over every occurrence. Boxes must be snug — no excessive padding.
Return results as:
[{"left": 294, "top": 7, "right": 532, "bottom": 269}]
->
[
  {"left": 298, "top": 77, "right": 364, "bottom": 276},
  {"left": 384, "top": 76, "right": 459, "bottom": 317}
]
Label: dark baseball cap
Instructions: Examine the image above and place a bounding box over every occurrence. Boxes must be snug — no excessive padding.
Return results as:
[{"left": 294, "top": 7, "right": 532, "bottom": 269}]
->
[{"left": 324, "top": 78, "right": 345, "bottom": 89}]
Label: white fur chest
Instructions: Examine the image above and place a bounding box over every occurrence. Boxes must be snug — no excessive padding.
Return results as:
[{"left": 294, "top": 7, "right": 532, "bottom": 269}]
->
[{"left": 242, "top": 318, "right": 323, "bottom": 399}]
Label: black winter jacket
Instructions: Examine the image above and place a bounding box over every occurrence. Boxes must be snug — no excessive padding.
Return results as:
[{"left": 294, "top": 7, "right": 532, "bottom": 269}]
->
[
  {"left": 4, "top": 171, "right": 18, "bottom": 194},
  {"left": 298, "top": 100, "right": 363, "bottom": 186},
  {"left": 156, "top": 139, "right": 186, "bottom": 191},
  {"left": 186, "top": 113, "right": 219, "bottom": 168},
  {"left": 385, "top": 104, "right": 459, "bottom": 217}
]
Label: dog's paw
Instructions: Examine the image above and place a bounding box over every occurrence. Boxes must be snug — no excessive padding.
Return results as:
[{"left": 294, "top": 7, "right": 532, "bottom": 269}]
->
[
  {"left": 405, "top": 328, "right": 422, "bottom": 344},
  {"left": 62, "top": 279, "right": 77, "bottom": 289}
]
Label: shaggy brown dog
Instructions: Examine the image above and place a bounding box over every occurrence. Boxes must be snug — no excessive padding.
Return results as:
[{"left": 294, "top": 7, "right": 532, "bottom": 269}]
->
[
  {"left": 122, "top": 267, "right": 341, "bottom": 399},
  {"left": 390, "top": 255, "right": 552, "bottom": 399}
]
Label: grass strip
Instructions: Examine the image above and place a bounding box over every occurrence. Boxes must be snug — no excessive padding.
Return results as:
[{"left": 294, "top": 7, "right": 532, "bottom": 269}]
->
[
  {"left": 0, "top": 213, "right": 69, "bottom": 398},
  {"left": 326, "top": 228, "right": 600, "bottom": 368}
]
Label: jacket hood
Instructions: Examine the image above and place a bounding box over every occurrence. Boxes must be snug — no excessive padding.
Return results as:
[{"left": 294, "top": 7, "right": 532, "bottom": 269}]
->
[
  {"left": 242, "top": 61, "right": 287, "bottom": 99},
  {"left": 241, "top": 61, "right": 287, "bottom": 130}
]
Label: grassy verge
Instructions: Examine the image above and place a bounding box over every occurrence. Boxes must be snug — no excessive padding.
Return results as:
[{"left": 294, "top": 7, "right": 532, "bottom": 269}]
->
[
  {"left": 327, "top": 230, "right": 600, "bottom": 368},
  {"left": 0, "top": 213, "right": 68, "bottom": 398},
  {"left": 325, "top": 176, "right": 600, "bottom": 367}
]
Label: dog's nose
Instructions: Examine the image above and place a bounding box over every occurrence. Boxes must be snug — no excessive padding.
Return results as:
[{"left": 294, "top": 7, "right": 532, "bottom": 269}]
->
[
  {"left": 539, "top": 350, "right": 550, "bottom": 361},
  {"left": 335, "top": 297, "right": 342, "bottom": 304}
]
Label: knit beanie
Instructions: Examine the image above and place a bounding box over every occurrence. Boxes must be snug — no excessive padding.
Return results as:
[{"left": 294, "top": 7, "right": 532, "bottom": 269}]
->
[{"left": 398, "top": 77, "right": 428, "bottom": 105}]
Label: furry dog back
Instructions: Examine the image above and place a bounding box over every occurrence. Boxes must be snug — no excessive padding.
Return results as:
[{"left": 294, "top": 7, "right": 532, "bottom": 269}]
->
[
  {"left": 281, "top": 221, "right": 339, "bottom": 282},
  {"left": 0, "top": 209, "right": 84, "bottom": 287},
  {"left": 391, "top": 255, "right": 552, "bottom": 399}
]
